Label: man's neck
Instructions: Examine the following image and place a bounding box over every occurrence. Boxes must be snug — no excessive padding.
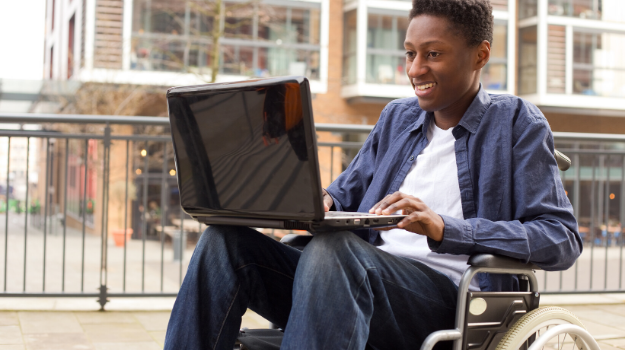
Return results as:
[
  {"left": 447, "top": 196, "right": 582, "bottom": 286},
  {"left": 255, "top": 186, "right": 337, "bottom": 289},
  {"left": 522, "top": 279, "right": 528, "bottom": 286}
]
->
[{"left": 433, "top": 83, "right": 480, "bottom": 130}]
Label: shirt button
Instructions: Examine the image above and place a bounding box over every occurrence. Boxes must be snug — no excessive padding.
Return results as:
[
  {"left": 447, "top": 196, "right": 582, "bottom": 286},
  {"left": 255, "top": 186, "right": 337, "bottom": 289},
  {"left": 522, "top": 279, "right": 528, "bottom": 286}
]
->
[{"left": 409, "top": 155, "right": 414, "bottom": 161}]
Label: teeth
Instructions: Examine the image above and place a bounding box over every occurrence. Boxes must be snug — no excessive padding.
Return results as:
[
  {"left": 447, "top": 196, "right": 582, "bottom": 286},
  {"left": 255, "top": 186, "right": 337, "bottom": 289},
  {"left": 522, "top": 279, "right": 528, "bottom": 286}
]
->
[{"left": 416, "top": 83, "right": 435, "bottom": 91}]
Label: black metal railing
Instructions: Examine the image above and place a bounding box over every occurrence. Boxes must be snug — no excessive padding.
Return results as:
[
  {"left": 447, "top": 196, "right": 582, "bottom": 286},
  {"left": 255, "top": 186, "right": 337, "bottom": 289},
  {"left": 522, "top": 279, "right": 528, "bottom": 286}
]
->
[{"left": 0, "top": 113, "right": 623, "bottom": 309}]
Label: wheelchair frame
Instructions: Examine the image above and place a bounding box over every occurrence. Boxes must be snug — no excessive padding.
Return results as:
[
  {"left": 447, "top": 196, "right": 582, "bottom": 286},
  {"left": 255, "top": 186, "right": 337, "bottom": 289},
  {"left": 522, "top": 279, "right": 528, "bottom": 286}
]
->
[
  {"left": 278, "top": 235, "right": 601, "bottom": 350},
  {"left": 419, "top": 253, "right": 600, "bottom": 350}
]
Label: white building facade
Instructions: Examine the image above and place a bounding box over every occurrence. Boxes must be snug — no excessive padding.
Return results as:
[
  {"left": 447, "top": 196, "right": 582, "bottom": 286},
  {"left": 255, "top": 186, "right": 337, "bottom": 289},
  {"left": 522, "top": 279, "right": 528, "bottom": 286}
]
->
[{"left": 44, "top": 0, "right": 625, "bottom": 124}]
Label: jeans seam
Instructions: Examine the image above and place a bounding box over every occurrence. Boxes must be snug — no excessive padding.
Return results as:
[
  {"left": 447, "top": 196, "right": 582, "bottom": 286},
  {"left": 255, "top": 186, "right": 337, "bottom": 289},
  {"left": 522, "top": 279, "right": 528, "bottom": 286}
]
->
[
  {"left": 213, "top": 283, "right": 240, "bottom": 350},
  {"left": 380, "top": 277, "right": 456, "bottom": 310},
  {"left": 234, "top": 263, "right": 295, "bottom": 281},
  {"left": 345, "top": 267, "right": 376, "bottom": 350}
]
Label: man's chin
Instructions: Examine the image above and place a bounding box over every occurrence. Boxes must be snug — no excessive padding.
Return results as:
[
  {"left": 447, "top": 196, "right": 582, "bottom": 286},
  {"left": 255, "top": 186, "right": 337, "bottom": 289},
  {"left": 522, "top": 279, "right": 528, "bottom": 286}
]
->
[{"left": 415, "top": 97, "right": 437, "bottom": 112}]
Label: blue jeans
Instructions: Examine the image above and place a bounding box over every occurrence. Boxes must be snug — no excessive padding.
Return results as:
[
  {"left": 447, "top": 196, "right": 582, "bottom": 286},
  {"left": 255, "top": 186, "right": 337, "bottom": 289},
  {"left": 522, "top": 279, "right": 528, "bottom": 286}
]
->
[{"left": 164, "top": 225, "right": 458, "bottom": 350}]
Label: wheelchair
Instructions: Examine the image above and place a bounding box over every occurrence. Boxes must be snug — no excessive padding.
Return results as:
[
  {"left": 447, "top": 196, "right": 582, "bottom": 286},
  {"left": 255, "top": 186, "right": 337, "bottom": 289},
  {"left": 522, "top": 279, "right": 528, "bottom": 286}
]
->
[
  {"left": 236, "top": 151, "right": 600, "bottom": 350},
  {"left": 237, "top": 235, "right": 600, "bottom": 350}
]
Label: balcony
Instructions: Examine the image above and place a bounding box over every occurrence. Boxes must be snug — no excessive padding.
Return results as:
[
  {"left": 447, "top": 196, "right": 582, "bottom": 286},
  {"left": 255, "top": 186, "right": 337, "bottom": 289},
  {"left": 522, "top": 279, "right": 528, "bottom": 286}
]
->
[{"left": 518, "top": 1, "right": 625, "bottom": 112}]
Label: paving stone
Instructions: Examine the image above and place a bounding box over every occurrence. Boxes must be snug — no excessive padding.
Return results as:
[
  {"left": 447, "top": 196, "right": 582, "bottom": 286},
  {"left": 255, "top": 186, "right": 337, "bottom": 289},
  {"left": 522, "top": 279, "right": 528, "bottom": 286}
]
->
[
  {"left": 0, "top": 345, "right": 25, "bottom": 350},
  {"left": 81, "top": 323, "right": 153, "bottom": 343},
  {"left": 577, "top": 319, "right": 625, "bottom": 339},
  {"left": 595, "top": 304, "right": 625, "bottom": 317},
  {"left": 132, "top": 312, "right": 170, "bottom": 331},
  {"left": 93, "top": 342, "right": 161, "bottom": 350},
  {"left": 74, "top": 312, "right": 137, "bottom": 324},
  {"left": 599, "top": 338, "right": 625, "bottom": 349},
  {"left": 0, "top": 314, "right": 18, "bottom": 327},
  {"left": 18, "top": 312, "right": 82, "bottom": 334},
  {"left": 23, "top": 333, "right": 94, "bottom": 350},
  {"left": 0, "top": 299, "right": 56, "bottom": 312},
  {"left": 0, "top": 327, "right": 22, "bottom": 345},
  {"left": 149, "top": 331, "right": 166, "bottom": 347},
  {"left": 567, "top": 309, "right": 625, "bottom": 330},
  {"left": 596, "top": 343, "right": 623, "bottom": 350}
]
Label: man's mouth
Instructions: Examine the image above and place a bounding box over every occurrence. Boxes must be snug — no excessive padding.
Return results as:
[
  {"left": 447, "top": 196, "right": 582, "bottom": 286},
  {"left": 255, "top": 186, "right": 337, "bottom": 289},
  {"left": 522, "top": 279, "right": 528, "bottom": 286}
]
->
[{"left": 415, "top": 82, "right": 437, "bottom": 91}]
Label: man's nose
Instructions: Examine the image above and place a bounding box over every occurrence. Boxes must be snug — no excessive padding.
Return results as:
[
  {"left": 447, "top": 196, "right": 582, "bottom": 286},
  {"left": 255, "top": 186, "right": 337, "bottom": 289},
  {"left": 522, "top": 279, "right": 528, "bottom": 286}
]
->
[{"left": 407, "top": 56, "right": 428, "bottom": 78}]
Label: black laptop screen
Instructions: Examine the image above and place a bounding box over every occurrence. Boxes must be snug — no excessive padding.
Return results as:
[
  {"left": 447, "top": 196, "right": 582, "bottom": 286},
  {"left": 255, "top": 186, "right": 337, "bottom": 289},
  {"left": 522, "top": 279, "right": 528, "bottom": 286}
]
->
[{"left": 168, "top": 79, "right": 320, "bottom": 219}]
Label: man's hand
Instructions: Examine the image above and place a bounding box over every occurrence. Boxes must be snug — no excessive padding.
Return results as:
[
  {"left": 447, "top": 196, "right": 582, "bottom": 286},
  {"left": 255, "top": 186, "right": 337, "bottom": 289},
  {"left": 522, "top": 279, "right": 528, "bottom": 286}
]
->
[
  {"left": 322, "top": 189, "right": 334, "bottom": 212},
  {"left": 369, "top": 191, "right": 445, "bottom": 242}
]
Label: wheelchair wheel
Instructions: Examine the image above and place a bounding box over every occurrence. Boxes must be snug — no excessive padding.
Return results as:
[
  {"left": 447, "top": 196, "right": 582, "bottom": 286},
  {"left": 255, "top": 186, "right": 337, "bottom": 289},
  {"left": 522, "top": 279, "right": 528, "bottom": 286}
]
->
[{"left": 496, "top": 307, "right": 588, "bottom": 350}]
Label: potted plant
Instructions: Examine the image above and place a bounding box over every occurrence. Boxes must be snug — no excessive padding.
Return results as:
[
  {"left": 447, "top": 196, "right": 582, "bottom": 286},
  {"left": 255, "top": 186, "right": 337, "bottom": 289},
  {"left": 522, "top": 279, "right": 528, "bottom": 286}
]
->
[{"left": 109, "top": 180, "right": 136, "bottom": 247}]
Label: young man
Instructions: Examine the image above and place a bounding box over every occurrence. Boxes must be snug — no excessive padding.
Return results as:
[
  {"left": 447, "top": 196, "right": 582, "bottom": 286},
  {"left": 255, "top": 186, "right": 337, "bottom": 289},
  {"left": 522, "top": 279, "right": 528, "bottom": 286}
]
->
[{"left": 164, "top": 0, "right": 582, "bottom": 349}]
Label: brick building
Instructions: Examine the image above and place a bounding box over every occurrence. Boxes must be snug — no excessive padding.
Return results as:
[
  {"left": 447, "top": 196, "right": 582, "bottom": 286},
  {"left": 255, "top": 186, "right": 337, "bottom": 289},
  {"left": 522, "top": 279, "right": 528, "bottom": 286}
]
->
[
  {"left": 44, "top": 0, "right": 625, "bottom": 133},
  {"left": 40, "top": 0, "right": 625, "bottom": 239}
]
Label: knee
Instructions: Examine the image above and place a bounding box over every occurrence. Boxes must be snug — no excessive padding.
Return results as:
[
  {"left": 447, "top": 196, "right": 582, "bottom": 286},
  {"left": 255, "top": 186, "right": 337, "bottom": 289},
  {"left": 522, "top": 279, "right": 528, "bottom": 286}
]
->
[
  {"left": 194, "top": 225, "right": 260, "bottom": 259},
  {"left": 305, "top": 231, "right": 358, "bottom": 252},
  {"left": 299, "top": 231, "right": 365, "bottom": 268}
]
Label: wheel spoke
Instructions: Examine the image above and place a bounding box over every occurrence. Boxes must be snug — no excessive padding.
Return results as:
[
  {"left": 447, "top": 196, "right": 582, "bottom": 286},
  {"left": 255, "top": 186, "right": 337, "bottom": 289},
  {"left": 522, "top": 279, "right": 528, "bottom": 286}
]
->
[{"left": 559, "top": 333, "right": 568, "bottom": 350}]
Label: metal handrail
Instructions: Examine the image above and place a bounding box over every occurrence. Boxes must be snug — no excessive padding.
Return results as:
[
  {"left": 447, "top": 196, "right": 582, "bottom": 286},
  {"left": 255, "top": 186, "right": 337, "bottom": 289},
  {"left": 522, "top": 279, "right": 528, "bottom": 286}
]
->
[
  {"left": 0, "top": 113, "right": 170, "bottom": 126},
  {"left": 0, "top": 112, "right": 624, "bottom": 306},
  {"left": 3, "top": 113, "right": 625, "bottom": 142}
]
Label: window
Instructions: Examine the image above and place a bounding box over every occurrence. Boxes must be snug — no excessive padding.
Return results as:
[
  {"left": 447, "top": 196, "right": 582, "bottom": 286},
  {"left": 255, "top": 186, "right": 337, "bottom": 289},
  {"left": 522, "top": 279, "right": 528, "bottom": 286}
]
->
[
  {"left": 519, "top": 0, "right": 538, "bottom": 19},
  {"left": 482, "top": 21, "right": 508, "bottom": 91},
  {"left": 68, "top": 15, "right": 75, "bottom": 78},
  {"left": 547, "top": 25, "right": 566, "bottom": 93},
  {"left": 548, "top": 0, "right": 600, "bottom": 20},
  {"left": 490, "top": 0, "right": 508, "bottom": 11},
  {"left": 80, "top": 0, "right": 86, "bottom": 68},
  {"left": 50, "top": 46, "right": 54, "bottom": 79},
  {"left": 133, "top": 0, "right": 185, "bottom": 35},
  {"left": 573, "top": 30, "right": 625, "bottom": 97},
  {"left": 518, "top": 26, "right": 538, "bottom": 95},
  {"left": 342, "top": 10, "right": 357, "bottom": 85},
  {"left": 547, "top": 0, "right": 625, "bottom": 23},
  {"left": 365, "top": 11, "right": 410, "bottom": 85},
  {"left": 130, "top": 0, "right": 321, "bottom": 80},
  {"left": 225, "top": 2, "right": 254, "bottom": 40},
  {"left": 51, "top": 0, "right": 55, "bottom": 30}
]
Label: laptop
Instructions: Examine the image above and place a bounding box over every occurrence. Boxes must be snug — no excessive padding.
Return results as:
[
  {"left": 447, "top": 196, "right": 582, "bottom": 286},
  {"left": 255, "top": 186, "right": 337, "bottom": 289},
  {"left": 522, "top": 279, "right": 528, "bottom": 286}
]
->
[{"left": 166, "top": 76, "right": 405, "bottom": 233}]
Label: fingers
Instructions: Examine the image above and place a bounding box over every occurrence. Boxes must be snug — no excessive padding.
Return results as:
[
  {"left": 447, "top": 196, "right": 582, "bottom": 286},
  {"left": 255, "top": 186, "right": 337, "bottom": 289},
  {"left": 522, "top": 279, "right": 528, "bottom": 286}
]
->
[
  {"left": 369, "top": 192, "right": 424, "bottom": 215},
  {"left": 322, "top": 189, "right": 333, "bottom": 212},
  {"left": 384, "top": 198, "right": 428, "bottom": 215},
  {"left": 369, "top": 193, "right": 445, "bottom": 241},
  {"left": 398, "top": 212, "right": 445, "bottom": 241},
  {"left": 397, "top": 210, "right": 425, "bottom": 229},
  {"left": 369, "top": 192, "right": 404, "bottom": 213}
]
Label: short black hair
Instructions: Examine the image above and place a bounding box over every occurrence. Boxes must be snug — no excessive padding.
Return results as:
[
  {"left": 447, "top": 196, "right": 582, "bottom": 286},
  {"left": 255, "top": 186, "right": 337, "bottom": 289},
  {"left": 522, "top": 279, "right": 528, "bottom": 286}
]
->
[{"left": 409, "top": 0, "right": 494, "bottom": 47}]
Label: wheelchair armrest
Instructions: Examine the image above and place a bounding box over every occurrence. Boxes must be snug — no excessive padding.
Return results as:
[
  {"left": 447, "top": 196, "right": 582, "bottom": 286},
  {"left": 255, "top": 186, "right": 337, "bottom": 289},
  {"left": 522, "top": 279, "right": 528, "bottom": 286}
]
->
[
  {"left": 468, "top": 254, "right": 540, "bottom": 271},
  {"left": 280, "top": 234, "right": 313, "bottom": 251}
]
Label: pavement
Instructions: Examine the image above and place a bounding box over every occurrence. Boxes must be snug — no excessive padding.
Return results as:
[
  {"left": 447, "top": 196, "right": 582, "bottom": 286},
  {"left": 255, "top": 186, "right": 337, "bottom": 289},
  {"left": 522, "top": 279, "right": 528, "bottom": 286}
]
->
[
  {"left": 0, "top": 295, "right": 622, "bottom": 349},
  {"left": 0, "top": 298, "right": 270, "bottom": 350},
  {"left": 0, "top": 213, "right": 624, "bottom": 349}
]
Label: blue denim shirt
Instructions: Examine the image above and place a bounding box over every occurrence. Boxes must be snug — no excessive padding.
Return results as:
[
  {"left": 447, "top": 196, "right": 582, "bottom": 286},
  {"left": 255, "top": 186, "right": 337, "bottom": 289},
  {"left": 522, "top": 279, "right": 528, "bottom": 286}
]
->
[{"left": 325, "top": 87, "right": 582, "bottom": 292}]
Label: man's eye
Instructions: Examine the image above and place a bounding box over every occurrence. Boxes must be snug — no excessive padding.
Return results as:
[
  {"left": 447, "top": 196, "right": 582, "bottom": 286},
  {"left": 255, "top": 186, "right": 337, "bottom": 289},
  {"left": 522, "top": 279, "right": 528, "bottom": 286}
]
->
[
  {"left": 405, "top": 51, "right": 415, "bottom": 59},
  {"left": 428, "top": 52, "right": 440, "bottom": 58}
]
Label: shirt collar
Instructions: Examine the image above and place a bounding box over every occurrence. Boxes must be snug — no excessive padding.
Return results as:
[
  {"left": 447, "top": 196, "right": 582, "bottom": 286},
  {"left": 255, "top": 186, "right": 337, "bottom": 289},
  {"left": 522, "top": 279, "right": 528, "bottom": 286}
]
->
[
  {"left": 408, "top": 84, "right": 491, "bottom": 135},
  {"left": 457, "top": 84, "right": 491, "bottom": 134}
]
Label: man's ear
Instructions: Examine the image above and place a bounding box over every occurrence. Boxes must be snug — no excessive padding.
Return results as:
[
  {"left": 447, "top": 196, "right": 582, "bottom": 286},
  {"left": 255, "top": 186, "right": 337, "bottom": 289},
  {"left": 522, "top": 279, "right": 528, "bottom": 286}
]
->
[{"left": 475, "top": 40, "right": 491, "bottom": 69}]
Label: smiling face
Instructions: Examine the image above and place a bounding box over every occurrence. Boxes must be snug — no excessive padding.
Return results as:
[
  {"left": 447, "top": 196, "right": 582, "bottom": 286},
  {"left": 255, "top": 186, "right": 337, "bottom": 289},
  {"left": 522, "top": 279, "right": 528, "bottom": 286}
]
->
[{"left": 405, "top": 15, "right": 490, "bottom": 124}]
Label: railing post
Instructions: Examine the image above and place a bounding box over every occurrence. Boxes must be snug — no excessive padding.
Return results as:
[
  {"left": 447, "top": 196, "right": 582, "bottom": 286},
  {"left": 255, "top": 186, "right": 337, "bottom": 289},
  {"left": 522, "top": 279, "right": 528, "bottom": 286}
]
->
[
  {"left": 98, "top": 123, "right": 111, "bottom": 310},
  {"left": 98, "top": 284, "right": 109, "bottom": 311}
]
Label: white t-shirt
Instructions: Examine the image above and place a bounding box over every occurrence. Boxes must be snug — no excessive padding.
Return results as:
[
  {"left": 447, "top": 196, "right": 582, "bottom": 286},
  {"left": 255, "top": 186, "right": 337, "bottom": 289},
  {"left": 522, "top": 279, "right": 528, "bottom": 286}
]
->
[{"left": 377, "top": 121, "right": 480, "bottom": 291}]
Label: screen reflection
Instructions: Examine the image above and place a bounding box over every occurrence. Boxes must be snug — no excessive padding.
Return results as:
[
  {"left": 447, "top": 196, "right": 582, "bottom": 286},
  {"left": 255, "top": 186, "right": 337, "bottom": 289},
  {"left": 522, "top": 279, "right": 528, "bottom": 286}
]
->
[{"left": 169, "top": 81, "right": 316, "bottom": 218}]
